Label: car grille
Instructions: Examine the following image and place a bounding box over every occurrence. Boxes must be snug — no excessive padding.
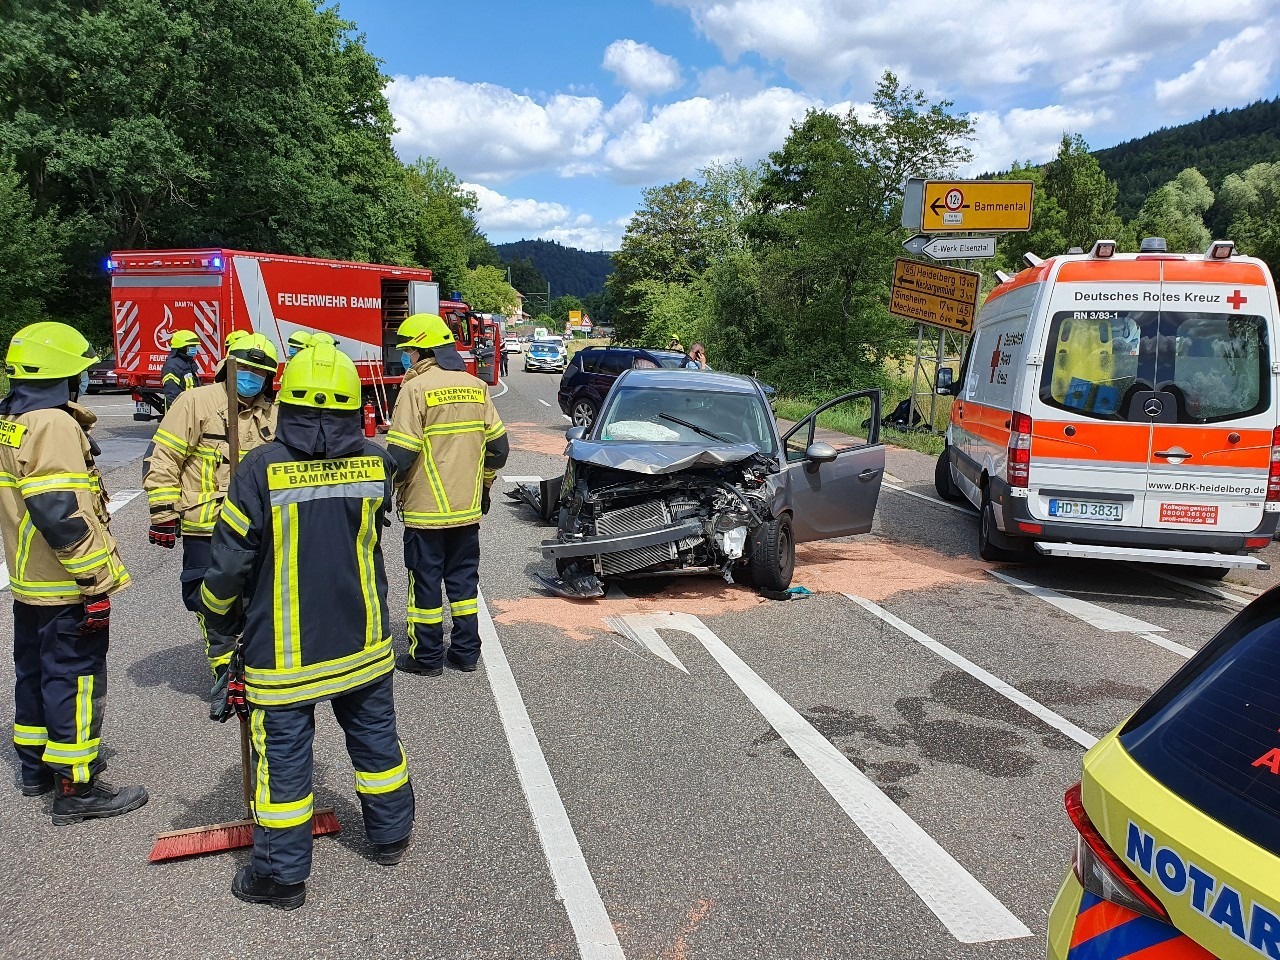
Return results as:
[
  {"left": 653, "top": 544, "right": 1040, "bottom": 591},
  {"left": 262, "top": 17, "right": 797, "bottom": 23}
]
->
[{"left": 595, "top": 500, "right": 678, "bottom": 576}]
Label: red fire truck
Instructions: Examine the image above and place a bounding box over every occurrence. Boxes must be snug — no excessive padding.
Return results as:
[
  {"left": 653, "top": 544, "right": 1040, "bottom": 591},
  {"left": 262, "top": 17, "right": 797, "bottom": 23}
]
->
[{"left": 108, "top": 248, "right": 502, "bottom": 420}]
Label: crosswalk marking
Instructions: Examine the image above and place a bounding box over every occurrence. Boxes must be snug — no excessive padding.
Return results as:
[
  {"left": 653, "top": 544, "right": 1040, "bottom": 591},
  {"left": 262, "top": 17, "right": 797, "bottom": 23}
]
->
[{"left": 607, "top": 611, "right": 1031, "bottom": 945}]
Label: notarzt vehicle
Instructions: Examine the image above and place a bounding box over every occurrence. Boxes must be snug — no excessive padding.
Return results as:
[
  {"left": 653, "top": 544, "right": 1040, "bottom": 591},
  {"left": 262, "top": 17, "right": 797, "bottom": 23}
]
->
[{"left": 510, "top": 369, "right": 885, "bottom": 598}]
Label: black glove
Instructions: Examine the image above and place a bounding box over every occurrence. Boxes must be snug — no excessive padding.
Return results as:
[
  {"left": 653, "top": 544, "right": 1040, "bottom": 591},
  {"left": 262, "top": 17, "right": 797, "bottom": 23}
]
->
[
  {"left": 210, "top": 665, "right": 231, "bottom": 722},
  {"left": 481, "top": 486, "right": 492, "bottom": 515},
  {"left": 81, "top": 596, "right": 110, "bottom": 634},
  {"left": 148, "top": 519, "right": 178, "bottom": 548}
]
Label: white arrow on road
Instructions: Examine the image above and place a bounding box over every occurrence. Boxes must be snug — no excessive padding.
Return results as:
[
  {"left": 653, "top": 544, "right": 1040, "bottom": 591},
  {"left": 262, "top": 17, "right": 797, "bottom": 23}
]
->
[{"left": 606, "top": 611, "right": 1031, "bottom": 945}]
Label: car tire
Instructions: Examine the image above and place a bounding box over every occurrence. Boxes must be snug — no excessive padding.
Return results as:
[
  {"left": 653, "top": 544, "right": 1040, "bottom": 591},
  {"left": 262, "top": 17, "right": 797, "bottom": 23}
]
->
[
  {"left": 978, "top": 496, "right": 1026, "bottom": 563},
  {"left": 749, "top": 515, "right": 795, "bottom": 592},
  {"left": 571, "top": 398, "right": 597, "bottom": 429},
  {"left": 934, "top": 449, "right": 962, "bottom": 501}
]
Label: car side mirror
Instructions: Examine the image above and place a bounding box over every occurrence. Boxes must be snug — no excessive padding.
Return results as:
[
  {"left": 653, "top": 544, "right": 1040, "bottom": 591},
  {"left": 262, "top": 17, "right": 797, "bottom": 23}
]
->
[
  {"left": 935, "top": 367, "right": 955, "bottom": 395},
  {"left": 565, "top": 426, "right": 587, "bottom": 442},
  {"left": 806, "top": 441, "right": 837, "bottom": 464}
]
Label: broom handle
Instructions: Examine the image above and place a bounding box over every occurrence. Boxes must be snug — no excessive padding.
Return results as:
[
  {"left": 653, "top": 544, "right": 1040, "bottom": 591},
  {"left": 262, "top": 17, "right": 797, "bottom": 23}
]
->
[{"left": 224, "top": 357, "right": 251, "bottom": 816}]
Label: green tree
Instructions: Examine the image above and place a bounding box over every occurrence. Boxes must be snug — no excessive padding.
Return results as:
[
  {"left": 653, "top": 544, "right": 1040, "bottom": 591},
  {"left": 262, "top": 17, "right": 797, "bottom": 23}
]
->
[
  {"left": 1039, "top": 134, "right": 1123, "bottom": 251},
  {"left": 1217, "top": 162, "right": 1280, "bottom": 274},
  {"left": 401, "top": 158, "right": 482, "bottom": 294},
  {"left": 458, "top": 264, "right": 519, "bottom": 315},
  {"left": 0, "top": 160, "right": 67, "bottom": 345},
  {"left": 1129, "top": 168, "right": 1214, "bottom": 253},
  {"left": 505, "top": 257, "right": 547, "bottom": 296},
  {"left": 549, "top": 294, "right": 585, "bottom": 326}
]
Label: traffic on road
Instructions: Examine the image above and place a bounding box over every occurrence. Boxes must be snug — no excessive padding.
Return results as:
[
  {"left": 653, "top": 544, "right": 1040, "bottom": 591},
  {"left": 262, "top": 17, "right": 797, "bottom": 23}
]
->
[{"left": 3, "top": 310, "right": 1278, "bottom": 959}]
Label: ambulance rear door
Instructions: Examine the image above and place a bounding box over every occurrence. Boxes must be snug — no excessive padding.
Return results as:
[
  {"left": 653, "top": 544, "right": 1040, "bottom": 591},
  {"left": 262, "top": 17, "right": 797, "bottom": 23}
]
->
[
  {"left": 1027, "top": 261, "right": 1159, "bottom": 531},
  {"left": 1141, "top": 260, "right": 1275, "bottom": 533}
]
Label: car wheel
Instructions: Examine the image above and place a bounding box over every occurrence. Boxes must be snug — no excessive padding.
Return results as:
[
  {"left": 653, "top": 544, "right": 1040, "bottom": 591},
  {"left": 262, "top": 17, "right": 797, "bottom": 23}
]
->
[
  {"left": 571, "top": 398, "right": 597, "bottom": 428},
  {"left": 749, "top": 515, "right": 795, "bottom": 592},
  {"left": 978, "top": 497, "right": 1025, "bottom": 563},
  {"left": 934, "top": 449, "right": 962, "bottom": 501}
]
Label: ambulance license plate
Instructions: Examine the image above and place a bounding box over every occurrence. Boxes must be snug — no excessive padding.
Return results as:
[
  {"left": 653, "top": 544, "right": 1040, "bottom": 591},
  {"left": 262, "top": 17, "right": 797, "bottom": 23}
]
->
[{"left": 1048, "top": 498, "right": 1122, "bottom": 522}]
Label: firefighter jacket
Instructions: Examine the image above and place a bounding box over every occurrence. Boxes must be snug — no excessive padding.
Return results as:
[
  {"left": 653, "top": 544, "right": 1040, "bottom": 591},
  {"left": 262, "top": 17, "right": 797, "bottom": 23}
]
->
[
  {"left": 161, "top": 351, "right": 200, "bottom": 407},
  {"left": 200, "top": 406, "right": 396, "bottom": 708},
  {"left": 143, "top": 383, "right": 276, "bottom": 535},
  {"left": 387, "top": 359, "right": 508, "bottom": 529},
  {"left": 0, "top": 382, "right": 130, "bottom": 605}
]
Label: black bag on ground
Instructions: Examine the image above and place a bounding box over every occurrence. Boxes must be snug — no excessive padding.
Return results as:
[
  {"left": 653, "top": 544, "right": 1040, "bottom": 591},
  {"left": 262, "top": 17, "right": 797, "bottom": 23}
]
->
[{"left": 862, "top": 398, "right": 923, "bottom": 431}]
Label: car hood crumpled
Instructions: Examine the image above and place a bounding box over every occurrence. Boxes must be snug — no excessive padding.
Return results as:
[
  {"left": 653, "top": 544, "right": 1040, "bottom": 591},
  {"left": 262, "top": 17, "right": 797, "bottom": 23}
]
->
[{"left": 569, "top": 439, "right": 762, "bottom": 475}]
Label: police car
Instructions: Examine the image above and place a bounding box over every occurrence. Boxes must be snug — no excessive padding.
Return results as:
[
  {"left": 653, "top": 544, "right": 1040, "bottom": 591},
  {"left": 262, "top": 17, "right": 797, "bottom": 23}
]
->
[{"left": 1048, "top": 589, "right": 1280, "bottom": 959}]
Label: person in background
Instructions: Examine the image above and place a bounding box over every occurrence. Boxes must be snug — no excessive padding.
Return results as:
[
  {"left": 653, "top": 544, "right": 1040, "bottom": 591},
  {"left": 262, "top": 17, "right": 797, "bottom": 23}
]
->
[
  {"left": 0, "top": 322, "right": 146, "bottom": 823},
  {"left": 684, "top": 343, "right": 710, "bottom": 370},
  {"left": 162, "top": 330, "right": 202, "bottom": 410},
  {"left": 285, "top": 331, "right": 314, "bottom": 359},
  {"left": 667, "top": 336, "right": 685, "bottom": 353}
]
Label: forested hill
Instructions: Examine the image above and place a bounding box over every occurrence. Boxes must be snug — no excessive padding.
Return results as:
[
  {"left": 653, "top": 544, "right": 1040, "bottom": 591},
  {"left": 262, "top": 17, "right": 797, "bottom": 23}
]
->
[
  {"left": 1096, "top": 98, "right": 1280, "bottom": 218},
  {"left": 495, "top": 239, "right": 613, "bottom": 298}
]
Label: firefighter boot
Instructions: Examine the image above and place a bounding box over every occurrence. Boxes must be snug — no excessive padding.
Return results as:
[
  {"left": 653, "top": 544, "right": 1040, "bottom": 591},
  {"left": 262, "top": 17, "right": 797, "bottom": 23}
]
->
[
  {"left": 373, "top": 830, "right": 413, "bottom": 866},
  {"left": 232, "top": 865, "right": 306, "bottom": 911},
  {"left": 51, "top": 776, "right": 149, "bottom": 825}
]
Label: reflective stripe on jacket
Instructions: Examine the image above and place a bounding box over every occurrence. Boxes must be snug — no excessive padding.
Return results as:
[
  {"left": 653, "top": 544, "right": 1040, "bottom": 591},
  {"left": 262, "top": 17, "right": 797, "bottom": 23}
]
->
[
  {"left": 0, "top": 406, "right": 130, "bottom": 605},
  {"left": 200, "top": 440, "right": 397, "bottom": 708},
  {"left": 388, "top": 362, "right": 506, "bottom": 529},
  {"left": 143, "top": 383, "right": 276, "bottom": 535},
  {"left": 161, "top": 352, "right": 200, "bottom": 407}
]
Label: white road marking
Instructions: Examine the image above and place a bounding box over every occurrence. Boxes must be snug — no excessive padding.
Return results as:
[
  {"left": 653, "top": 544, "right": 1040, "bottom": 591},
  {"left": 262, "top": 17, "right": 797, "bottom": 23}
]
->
[
  {"left": 1135, "top": 632, "right": 1195, "bottom": 659},
  {"left": 0, "top": 488, "right": 145, "bottom": 592},
  {"left": 987, "top": 570, "right": 1164, "bottom": 633},
  {"left": 537, "top": 398, "right": 552, "bottom": 407},
  {"left": 478, "top": 593, "right": 625, "bottom": 960},
  {"left": 882, "top": 477, "right": 974, "bottom": 516},
  {"left": 562, "top": 415, "right": 571, "bottom": 422},
  {"left": 1144, "top": 569, "right": 1251, "bottom": 606},
  {"left": 606, "top": 613, "right": 688, "bottom": 673},
  {"left": 490, "top": 379, "right": 510, "bottom": 400},
  {"left": 606, "top": 612, "right": 1031, "bottom": 944},
  {"left": 501, "top": 475, "right": 543, "bottom": 483},
  {"left": 845, "top": 596, "right": 1098, "bottom": 750}
]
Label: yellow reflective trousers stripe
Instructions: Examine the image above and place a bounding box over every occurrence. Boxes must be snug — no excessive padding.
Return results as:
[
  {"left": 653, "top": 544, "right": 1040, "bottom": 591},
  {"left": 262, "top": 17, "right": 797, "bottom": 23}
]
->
[
  {"left": 13, "top": 723, "right": 48, "bottom": 747},
  {"left": 250, "top": 710, "right": 313, "bottom": 830},
  {"left": 354, "top": 745, "right": 409, "bottom": 795},
  {"left": 450, "top": 597, "right": 479, "bottom": 617},
  {"left": 42, "top": 676, "right": 97, "bottom": 782}
]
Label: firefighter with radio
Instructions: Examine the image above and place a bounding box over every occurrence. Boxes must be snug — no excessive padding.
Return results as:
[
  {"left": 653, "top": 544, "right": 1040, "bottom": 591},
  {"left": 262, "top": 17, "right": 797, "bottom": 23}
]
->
[
  {"left": 200, "top": 343, "right": 414, "bottom": 909},
  {"left": 388, "top": 314, "right": 508, "bottom": 676},
  {"left": 161, "top": 330, "right": 202, "bottom": 409},
  {"left": 0, "top": 322, "right": 147, "bottom": 822},
  {"left": 143, "top": 334, "right": 279, "bottom": 634}
]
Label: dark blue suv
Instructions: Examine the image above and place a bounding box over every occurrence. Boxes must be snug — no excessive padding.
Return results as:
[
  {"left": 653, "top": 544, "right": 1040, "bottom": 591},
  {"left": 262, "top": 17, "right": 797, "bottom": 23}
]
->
[{"left": 557, "top": 346, "right": 690, "bottom": 427}]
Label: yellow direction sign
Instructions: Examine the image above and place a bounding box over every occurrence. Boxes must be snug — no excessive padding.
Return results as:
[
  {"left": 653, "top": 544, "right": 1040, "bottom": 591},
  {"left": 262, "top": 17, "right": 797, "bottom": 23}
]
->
[
  {"left": 889, "top": 258, "right": 980, "bottom": 334},
  {"left": 907, "top": 179, "right": 1034, "bottom": 233}
]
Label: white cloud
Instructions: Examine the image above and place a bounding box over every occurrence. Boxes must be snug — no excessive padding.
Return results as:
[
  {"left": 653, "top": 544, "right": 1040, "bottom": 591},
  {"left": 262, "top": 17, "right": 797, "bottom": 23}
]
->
[
  {"left": 695, "top": 65, "right": 767, "bottom": 97},
  {"left": 602, "top": 39, "right": 683, "bottom": 96},
  {"left": 963, "top": 105, "right": 1108, "bottom": 175},
  {"left": 463, "top": 183, "right": 571, "bottom": 232},
  {"left": 602, "top": 87, "right": 818, "bottom": 184},
  {"left": 387, "top": 76, "right": 605, "bottom": 182},
  {"left": 1155, "top": 23, "right": 1280, "bottom": 112},
  {"left": 1061, "top": 54, "right": 1150, "bottom": 96}
]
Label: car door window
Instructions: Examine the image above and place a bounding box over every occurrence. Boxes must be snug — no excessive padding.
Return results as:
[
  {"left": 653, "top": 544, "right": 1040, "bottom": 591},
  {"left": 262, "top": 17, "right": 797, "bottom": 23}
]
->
[
  {"left": 598, "top": 352, "right": 633, "bottom": 376},
  {"left": 578, "top": 352, "right": 601, "bottom": 374},
  {"left": 782, "top": 392, "right": 880, "bottom": 461}
]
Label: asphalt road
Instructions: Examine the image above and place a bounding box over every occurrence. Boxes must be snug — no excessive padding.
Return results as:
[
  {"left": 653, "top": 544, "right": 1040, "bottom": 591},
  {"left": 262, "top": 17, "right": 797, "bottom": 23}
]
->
[{"left": 0, "top": 375, "right": 1275, "bottom": 959}]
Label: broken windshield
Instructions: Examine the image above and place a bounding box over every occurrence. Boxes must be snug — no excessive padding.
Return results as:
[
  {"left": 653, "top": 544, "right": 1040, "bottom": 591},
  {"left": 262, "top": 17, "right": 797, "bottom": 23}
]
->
[{"left": 598, "top": 385, "right": 774, "bottom": 451}]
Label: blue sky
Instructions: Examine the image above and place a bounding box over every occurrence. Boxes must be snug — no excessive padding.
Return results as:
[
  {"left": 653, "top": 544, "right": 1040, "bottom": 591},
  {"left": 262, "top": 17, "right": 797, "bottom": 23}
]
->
[{"left": 338, "top": 0, "right": 1280, "bottom": 251}]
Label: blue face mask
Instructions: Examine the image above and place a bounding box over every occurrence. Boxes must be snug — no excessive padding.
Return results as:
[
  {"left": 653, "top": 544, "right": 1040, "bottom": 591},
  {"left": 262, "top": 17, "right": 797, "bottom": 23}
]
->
[
  {"left": 236, "top": 370, "right": 267, "bottom": 398},
  {"left": 287, "top": 345, "right": 300, "bottom": 359},
  {"left": 401, "top": 351, "right": 414, "bottom": 370},
  {"left": 187, "top": 345, "right": 199, "bottom": 357}
]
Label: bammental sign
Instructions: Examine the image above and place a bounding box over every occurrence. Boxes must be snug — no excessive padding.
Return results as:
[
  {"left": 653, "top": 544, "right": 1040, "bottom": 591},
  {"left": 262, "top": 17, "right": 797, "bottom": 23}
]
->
[{"left": 902, "top": 179, "right": 1034, "bottom": 233}]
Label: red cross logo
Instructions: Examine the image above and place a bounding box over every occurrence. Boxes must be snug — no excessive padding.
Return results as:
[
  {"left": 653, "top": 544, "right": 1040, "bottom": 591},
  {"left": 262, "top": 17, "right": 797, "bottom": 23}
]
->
[
  {"left": 1228, "top": 289, "right": 1248, "bottom": 310},
  {"left": 989, "top": 334, "right": 1002, "bottom": 383}
]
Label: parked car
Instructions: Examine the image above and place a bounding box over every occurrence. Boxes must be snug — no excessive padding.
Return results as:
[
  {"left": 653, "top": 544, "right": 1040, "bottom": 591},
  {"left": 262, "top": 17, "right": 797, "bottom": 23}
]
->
[
  {"left": 504, "top": 339, "right": 524, "bottom": 354},
  {"left": 525, "top": 339, "right": 566, "bottom": 373},
  {"left": 557, "top": 345, "right": 689, "bottom": 428},
  {"left": 1047, "top": 588, "right": 1280, "bottom": 960},
  {"left": 86, "top": 352, "right": 127, "bottom": 393},
  {"left": 511, "top": 368, "right": 884, "bottom": 598}
]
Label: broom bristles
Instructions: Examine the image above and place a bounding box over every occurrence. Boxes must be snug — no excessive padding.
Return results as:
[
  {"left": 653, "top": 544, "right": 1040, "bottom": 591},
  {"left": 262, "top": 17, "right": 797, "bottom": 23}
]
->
[{"left": 148, "top": 808, "right": 340, "bottom": 863}]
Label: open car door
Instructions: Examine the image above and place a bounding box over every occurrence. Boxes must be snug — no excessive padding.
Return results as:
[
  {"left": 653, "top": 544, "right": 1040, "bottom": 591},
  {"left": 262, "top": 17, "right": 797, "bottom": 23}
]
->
[{"left": 779, "top": 390, "right": 884, "bottom": 543}]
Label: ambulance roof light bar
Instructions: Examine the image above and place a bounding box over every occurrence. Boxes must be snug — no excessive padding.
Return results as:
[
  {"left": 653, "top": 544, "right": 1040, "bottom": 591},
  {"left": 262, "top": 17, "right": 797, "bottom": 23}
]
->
[
  {"left": 1206, "top": 240, "right": 1235, "bottom": 260},
  {"left": 1090, "top": 240, "right": 1117, "bottom": 259},
  {"left": 1023, "top": 252, "right": 1044, "bottom": 267},
  {"left": 995, "top": 270, "right": 1012, "bottom": 284}
]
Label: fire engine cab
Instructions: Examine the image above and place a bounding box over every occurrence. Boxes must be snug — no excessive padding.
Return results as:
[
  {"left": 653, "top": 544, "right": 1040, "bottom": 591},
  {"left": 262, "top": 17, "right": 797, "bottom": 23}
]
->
[{"left": 107, "top": 248, "right": 502, "bottom": 420}]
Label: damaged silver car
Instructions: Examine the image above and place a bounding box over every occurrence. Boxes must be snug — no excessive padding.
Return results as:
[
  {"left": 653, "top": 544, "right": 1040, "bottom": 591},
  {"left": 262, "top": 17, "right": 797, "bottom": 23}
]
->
[{"left": 509, "top": 368, "right": 885, "bottom": 598}]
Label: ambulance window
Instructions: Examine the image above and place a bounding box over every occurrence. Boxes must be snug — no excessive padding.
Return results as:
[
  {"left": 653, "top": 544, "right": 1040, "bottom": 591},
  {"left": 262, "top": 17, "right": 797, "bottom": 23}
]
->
[
  {"left": 1156, "top": 313, "right": 1268, "bottom": 423},
  {"left": 1040, "top": 311, "right": 1154, "bottom": 419},
  {"left": 1120, "top": 599, "right": 1280, "bottom": 858}
]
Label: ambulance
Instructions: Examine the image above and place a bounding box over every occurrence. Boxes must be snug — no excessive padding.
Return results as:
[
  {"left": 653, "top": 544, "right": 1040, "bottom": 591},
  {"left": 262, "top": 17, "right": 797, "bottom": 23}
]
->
[
  {"left": 107, "top": 248, "right": 501, "bottom": 420},
  {"left": 935, "top": 238, "right": 1279, "bottom": 572}
]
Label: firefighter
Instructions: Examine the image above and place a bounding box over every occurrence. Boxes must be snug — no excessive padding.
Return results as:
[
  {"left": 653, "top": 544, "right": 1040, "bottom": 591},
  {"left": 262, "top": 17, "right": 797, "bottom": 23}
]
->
[
  {"left": 285, "top": 330, "right": 313, "bottom": 359},
  {"left": 200, "top": 343, "right": 414, "bottom": 909},
  {"left": 161, "top": 330, "right": 202, "bottom": 409},
  {"left": 0, "top": 322, "right": 147, "bottom": 821},
  {"left": 143, "top": 334, "right": 278, "bottom": 636},
  {"left": 388, "top": 315, "right": 508, "bottom": 677},
  {"left": 395, "top": 314, "right": 433, "bottom": 385}
]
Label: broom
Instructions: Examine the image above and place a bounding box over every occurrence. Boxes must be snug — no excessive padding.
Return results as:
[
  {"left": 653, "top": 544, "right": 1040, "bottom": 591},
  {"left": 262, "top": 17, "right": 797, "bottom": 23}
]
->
[{"left": 149, "top": 354, "right": 340, "bottom": 861}]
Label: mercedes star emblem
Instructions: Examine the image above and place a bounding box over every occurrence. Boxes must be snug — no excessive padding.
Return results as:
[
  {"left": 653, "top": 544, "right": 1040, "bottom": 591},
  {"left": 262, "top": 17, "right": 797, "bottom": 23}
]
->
[{"left": 1144, "top": 397, "right": 1164, "bottom": 418}]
